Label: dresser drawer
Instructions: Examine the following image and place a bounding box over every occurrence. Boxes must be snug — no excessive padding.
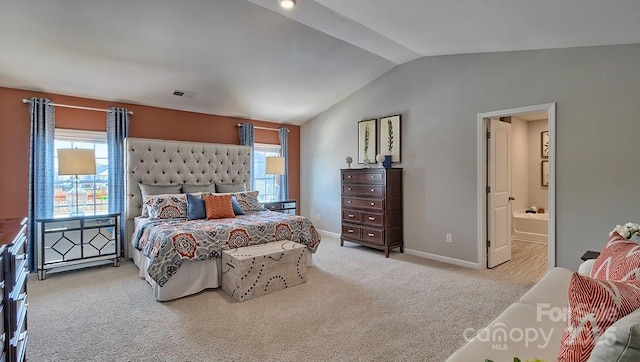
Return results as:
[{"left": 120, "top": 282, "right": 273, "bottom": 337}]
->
[
  {"left": 342, "top": 170, "right": 384, "bottom": 184},
  {"left": 362, "top": 212, "right": 384, "bottom": 227},
  {"left": 342, "top": 197, "right": 384, "bottom": 211},
  {"left": 10, "top": 255, "right": 27, "bottom": 287},
  {"left": 342, "top": 184, "right": 384, "bottom": 197},
  {"left": 342, "top": 210, "right": 362, "bottom": 223},
  {"left": 43, "top": 219, "right": 81, "bottom": 231},
  {"left": 0, "top": 251, "right": 5, "bottom": 302},
  {"left": 10, "top": 310, "right": 27, "bottom": 362},
  {"left": 341, "top": 224, "right": 361, "bottom": 238},
  {"left": 84, "top": 216, "right": 117, "bottom": 228},
  {"left": 361, "top": 227, "right": 384, "bottom": 245},
  {"left": 10, "top": 274, "right": 27, "bottom": 323},
  {"left": 9, "top": 230, "right": 26, "bottom": 271},
  {"left": 0, "top": 303, "right": 5, "bottom": 338}
]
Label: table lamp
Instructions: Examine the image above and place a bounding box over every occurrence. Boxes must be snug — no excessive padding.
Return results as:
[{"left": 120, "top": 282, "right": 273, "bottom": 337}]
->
[
  {"left": 58, "top": 148, "right": 97, "bottom": 216},
  {"left": 265, "top": 156, "right": 286, "bottom": 200}
]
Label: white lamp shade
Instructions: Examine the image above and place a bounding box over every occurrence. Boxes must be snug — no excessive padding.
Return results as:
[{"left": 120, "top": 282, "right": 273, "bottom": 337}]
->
[
  {"left": 58, "top": 148, "right": 97, "bottom": 175},
  {"left": 265, "top": 157, "right": 285, "bottom": 175}
]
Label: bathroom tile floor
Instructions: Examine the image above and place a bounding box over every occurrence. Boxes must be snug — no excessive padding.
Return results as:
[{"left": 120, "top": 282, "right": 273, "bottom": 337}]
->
[{"left": 492, "top": 240, "right": 548, "bottom": 283}]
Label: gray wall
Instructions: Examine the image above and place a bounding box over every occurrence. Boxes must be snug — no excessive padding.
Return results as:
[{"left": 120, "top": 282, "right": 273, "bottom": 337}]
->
[{"left": 301, "top": 44, "right": 640, "bottom": 271}]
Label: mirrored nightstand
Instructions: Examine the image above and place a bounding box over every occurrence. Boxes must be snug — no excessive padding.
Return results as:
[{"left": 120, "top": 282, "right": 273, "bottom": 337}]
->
[
  {"left": 36, "top": 213, "right": 120, "bottom": 280},
  {"left": 262, "top": 200, "right": 297, "bottom": 215}
]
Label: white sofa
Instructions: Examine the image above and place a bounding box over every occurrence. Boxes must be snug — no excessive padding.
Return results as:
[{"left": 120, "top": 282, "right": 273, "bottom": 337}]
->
[{"left": 447, "top": 260, "right": 598, "bottom": 361}]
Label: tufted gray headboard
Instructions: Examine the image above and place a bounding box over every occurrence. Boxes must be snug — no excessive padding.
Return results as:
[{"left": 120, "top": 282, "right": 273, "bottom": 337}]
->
[{"left": 124, "top": 137, "right": 251, "bottom": 254}]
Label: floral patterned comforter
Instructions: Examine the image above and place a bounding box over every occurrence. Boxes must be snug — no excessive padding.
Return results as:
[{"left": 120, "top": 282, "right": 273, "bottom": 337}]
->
[{"left": 132, "top": 211, "right": 321, "bottom": 286}]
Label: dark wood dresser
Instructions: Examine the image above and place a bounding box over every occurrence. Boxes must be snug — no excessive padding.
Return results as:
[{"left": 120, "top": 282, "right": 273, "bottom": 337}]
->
[
  {"left": 0, "top": 217, "right": 28, "bottom": 362},
  {"left": 340, "top": 168, "right": 403, "bottom": 257}
]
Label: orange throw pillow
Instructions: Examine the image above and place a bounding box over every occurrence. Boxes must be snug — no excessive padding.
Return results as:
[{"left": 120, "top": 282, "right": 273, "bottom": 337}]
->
[
  {"left": 591, "top": 231, "right": 640, "bottom": 281},
  {"left": 203, "top": 194, "right": 235, "bottom": 220},
  {"left": 557, "top": 273, "right": 640, "bottom": 361}
]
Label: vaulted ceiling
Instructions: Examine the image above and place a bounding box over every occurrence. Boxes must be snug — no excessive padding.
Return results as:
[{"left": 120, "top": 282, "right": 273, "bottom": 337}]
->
[{"left": 2, "top": 0, "right": 639, "bottom": 124}]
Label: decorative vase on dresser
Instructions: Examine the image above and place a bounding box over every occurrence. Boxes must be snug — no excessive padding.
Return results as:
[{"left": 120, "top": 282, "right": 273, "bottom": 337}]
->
[
  {"left": 340, "top": 168, "right": 403, "bottom": 257},
  {"left": 0, "top": 217, "right": 28, "bottom": 362}
]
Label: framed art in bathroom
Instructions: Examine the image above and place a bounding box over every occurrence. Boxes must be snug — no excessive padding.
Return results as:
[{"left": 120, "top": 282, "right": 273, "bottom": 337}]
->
[
  {"left": 379, "top": 114, "right": 401, "bottom": 162},
  {"left": 358, "top": 118, "right": 377, "bottom": 164},
  {"left": 541, "top": 160, "right": 549, "bottom": 186},
  {"left": 541, "top": 131, "right": 549, "bottom": 158}
]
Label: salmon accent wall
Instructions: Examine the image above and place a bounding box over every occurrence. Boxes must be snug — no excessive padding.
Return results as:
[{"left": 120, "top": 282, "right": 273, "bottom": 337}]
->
[{"left": 0, "top": 87, "right": 300, "bottom": 218}]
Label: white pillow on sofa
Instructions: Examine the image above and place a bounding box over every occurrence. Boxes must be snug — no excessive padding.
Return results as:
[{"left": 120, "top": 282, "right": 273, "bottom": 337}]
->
[{"left": 588, "top": 308, "right": 640, "bottom": 362}]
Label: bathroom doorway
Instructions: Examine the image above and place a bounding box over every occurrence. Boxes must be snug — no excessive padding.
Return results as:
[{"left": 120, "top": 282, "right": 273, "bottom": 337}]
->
[{"left": 476, "top": 103, "right": 556, "bottom": 281}]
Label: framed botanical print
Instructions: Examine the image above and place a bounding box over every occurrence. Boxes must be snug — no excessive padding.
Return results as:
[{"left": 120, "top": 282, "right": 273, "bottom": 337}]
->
[
  {"left": 541, "top": 131, "right": 549, "bottom": 158},
  {"left": 379, "top": 114, "right": 401, "bottom": 162},
  {"left": 541, "top": 160, "right": 549, "bottom": 186},
  {"left": 358, "top": 119, "right": 377, "bottom": 164}
]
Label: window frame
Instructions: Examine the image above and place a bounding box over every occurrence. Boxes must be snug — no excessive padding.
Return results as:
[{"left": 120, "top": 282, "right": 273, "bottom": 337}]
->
[
  {"left": 54, "top": 128, "right": 109, "bottom": 217},
  {"left": 253, "top": 143, "right": 282, "bottom": 203}
]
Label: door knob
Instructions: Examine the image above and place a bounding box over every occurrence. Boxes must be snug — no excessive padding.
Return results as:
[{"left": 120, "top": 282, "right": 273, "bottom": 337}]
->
[{"left": 508, "top": 197, "right": 515, "bottom": 201}]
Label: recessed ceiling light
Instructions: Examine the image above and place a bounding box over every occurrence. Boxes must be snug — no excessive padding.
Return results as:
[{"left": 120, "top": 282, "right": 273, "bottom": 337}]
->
[{"left": 280, "top": 0, "right": 296, "bottom": 9}]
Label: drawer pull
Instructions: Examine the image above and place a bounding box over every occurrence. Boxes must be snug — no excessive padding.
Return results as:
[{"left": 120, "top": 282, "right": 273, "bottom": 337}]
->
[
  {"left": 371, "top": 189, "right": 375, "bottom": 192},
  {"left": 17, "top": 292, "right": 26, "bottom": 301},
  {"left": 347, "top": 229, "right": 354, "bottom": 233},
  {"left": 347, "top": 175, "right": 352, "bottom": 178},
  {"left": 368, "top": 217, "right": 375, "bottom": 220},
  {"left": 348, "top": 214, "right": 355, "bottom": 218},
  {"left": 367, "top": 233, "right": 375, "bottom": 237},
  {"left": 347, "top": 201, "right": 352, "bottom": 203},
  {"left": 370, "top": 202, "right": 375, "bottom": 206},
  {"left": 371, "top": 175, "right": 375, "bottom": 178},
  {"left": 17, "top": 331, "right": 26, "bottom": 342},
  {"left": 347, "top": 188, "right": 352, "bottom": 191}
]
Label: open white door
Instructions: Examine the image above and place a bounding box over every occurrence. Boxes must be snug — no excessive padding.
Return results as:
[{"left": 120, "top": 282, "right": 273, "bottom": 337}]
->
[{"left": 487, "top": 118, "right": 512, "bottom": 268}]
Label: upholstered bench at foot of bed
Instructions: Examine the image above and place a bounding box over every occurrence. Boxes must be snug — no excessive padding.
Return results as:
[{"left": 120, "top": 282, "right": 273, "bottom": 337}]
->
[{"left": 222, "top": 241, "right": 307, "bottom": 302}]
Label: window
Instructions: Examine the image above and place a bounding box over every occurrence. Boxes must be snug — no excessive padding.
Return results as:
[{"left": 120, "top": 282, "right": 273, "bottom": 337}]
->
[
  {"left": 54, "top": 129, "right": 108, "bottom": 217},
  {"left": 253, "top": 143, "right": 282, "bottom": 202}
]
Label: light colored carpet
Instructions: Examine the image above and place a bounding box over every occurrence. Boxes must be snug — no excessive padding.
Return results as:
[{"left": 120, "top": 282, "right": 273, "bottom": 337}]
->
[
  {"left": 492, "top": 240, "right": 548, "bottom": 283},
  {"left": 27, "top": 236, "right": 534, "bottom": 362}
]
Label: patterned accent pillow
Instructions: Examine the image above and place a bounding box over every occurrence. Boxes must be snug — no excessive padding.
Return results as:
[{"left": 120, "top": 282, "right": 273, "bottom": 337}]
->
[
  {"left": 203, "top": 194, "right": 235, "bottom": 220},
  {"left": 232, "top": 191, "right": 264, "bottom": 212},
  {"left": 145, "top": 194, "right": 188, "bottom": 219},
  {"left": 591, "top": 231, "right": 640, "bottom": 281},
  {"left": 557, "top": 273, "right": 640, "bottom": 362},
  {"left": 139, "top": 184, "right": 182, "bottom": 217}
]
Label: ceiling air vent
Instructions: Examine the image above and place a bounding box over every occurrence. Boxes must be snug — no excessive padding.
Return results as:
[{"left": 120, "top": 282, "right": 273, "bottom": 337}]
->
[{"left": 172, "top": 90, "right": 197, "bottom": 99}]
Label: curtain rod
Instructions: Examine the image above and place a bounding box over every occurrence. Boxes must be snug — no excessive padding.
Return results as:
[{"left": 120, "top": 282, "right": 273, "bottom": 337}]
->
[
  {"left": 237, "top": 123, "right": 289, "bottom": 132},
  {"left": 22, "top": 99, "right": 133, "bottom": 115}
]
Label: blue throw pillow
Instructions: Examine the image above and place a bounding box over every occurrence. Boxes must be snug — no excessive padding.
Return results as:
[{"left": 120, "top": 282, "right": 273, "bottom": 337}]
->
[
  {"left": 231, "top": 196, "right": 245, "bottom": 215},
  {"left": 186, "top": 193, "right": 206, "bottom": 220}
]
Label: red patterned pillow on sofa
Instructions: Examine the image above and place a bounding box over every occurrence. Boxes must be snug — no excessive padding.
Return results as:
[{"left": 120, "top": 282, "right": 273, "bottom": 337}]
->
[
  {"left": 591, "top": 231, "right": 640, "bottom": 281},
  {"left": 557, "top": 273, "right": 640, "bottom": 362}
]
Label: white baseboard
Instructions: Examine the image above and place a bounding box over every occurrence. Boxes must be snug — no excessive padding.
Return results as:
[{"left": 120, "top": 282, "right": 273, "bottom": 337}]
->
[
  {"left": 404, "top": 248, "right": 481, "bottom": 269},
  {"left": 316, "top": 230, "right": 480, "bottom": 269},
  {"left": 317, "top": 229, "right": 340, "bottom": 239}
]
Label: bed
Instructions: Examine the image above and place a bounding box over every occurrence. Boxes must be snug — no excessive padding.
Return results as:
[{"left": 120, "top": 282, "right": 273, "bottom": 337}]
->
[{"left": 124, "top": 137, "right": 321, "bottom": 301}]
